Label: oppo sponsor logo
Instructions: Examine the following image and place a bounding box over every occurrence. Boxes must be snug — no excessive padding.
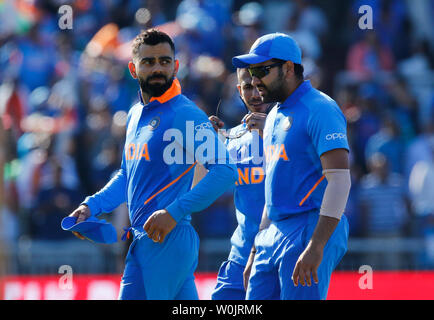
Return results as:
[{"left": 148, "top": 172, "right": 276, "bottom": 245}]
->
[
  {"left": 326, "top": 133, "right": 347, "bottom": 141},
  {"left": 195, "top": 122, "right": 213, "bottom": 131}
]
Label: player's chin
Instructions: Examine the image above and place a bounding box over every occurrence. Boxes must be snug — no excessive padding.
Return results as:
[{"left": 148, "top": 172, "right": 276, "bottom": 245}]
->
[{"left": 250, "top": 103, "right": 269, "bottom": 113}]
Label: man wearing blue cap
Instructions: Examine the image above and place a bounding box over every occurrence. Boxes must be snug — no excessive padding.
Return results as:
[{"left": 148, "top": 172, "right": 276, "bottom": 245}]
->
[
  {"left": 232, "top": 33, "right": 351, "bottom": 300},
  {"left": 66, "top": 29, "right": 237, "bottom": 300}
]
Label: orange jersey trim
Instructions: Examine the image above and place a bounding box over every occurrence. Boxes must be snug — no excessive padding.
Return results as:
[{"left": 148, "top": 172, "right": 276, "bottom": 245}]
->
[
  {"left": 299, "top": 175, "right": 325, "bottom": 206},
  {"left": 149, "top": 78, "right": 182, "bottom": 104},
  {"left": 144, "top": 161, "right": 198, "bottom": 206}
]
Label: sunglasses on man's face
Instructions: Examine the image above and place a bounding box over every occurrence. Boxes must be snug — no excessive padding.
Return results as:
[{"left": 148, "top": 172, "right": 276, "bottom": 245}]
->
[{"left": 248, "top": 61, "right": 285, "bottom": 79}]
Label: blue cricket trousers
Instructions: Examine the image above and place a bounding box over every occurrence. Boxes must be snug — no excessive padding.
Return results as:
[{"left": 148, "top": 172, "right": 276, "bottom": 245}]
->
[{"left": 118, "top": 221, "right": 200, "bottom": 300}]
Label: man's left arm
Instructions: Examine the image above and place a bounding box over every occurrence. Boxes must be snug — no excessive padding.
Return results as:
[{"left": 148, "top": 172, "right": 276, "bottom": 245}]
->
[
  {"left": 144, "top": 160, "right": 237, "bottom": 244},
  {"left": 143, "top": 109, "right": 237, "bottom": 243},
  {"left": 292, "top": 148, "right": 351, "bottom": 287}
]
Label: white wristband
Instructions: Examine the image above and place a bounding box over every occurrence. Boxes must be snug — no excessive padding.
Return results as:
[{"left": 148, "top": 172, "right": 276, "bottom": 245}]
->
[{"left": 319, "top": 169, "right": 351, "bottom": 220}]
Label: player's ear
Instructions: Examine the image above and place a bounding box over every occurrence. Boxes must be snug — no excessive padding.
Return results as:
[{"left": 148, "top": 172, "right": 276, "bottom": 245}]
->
[
  {"left": 236, "top": 84, "right": 242, "bottom": 96},
  {"left": 128, "top": 61, "right": 137, "bottom": 79},
  {"left": 174, "top": 59, "right": 179, "bottom": 77},
  {"left": 284, "top": 61, "right": 295, "bottom": 79}
]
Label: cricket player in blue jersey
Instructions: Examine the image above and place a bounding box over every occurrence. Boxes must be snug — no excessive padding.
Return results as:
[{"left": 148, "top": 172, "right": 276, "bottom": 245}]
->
[
  {"left": 232, "top": 33, "right": 351, "bottom": 300},
  {"left": 200, "top": 68, "right": 273, "bottom": 300},
  {"left": 67, "top": 29, "right": 237, "bottom": 300}
]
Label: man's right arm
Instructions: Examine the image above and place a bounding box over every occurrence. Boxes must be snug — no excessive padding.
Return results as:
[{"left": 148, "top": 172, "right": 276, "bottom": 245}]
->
[
  {"left": 70, "top": 108, "right": 132, "bottom": 240},
  {"left": 69, "top": 167, "right": 127, "bottom": 240},
  {"left": 81, "top": 167, "right": 127, "bottom": 217},
  {"left": 70, "top": 165, "right": 127, "bottom": 221},
  {"left": 244, "top": 205, "right": 271, "bottom": 289}
]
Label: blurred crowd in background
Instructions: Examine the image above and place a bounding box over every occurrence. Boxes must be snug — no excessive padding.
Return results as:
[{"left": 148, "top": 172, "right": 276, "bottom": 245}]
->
[{"left": 0, "top": 0, "right": 433, "bottom": 272}]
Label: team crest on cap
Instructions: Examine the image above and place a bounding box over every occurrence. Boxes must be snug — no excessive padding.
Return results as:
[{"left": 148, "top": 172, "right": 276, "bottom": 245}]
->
[
  {"left": 283, "top": 116, "right": 293, "bottom": 131},
  {"left": 148, "top": 116, "right": 160, "bottom": 130}
]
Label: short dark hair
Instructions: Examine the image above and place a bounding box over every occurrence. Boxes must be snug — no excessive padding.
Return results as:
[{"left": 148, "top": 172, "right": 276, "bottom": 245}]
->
[
  {"left": 272, "top": 58, "right": 304, "bottom": 80},
  {"left": 294, "top": 63, "right": 304, "bottom": 80},
  {"left": 132, "top": 28, "right": 175, "bottom": 60}
]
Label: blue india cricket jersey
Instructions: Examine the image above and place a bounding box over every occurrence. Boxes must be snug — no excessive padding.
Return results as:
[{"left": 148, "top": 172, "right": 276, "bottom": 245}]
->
[
  {"left": 225, "top": 124, "right": 265, "bottom": 266},
  {"left": 263, "top": 80, "right": 349, "bottom": 222},
  {"left": 83, "top": 79, "right": 237, "bottom": 230}
]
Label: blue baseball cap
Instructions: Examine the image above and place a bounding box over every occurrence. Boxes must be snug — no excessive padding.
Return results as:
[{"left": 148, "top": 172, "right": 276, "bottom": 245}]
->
[
  {"left": 232, "top": 33, "right": 302, "bottom": 68},
  {"left": 61, "top": 216, "right": 118, "bottom": 244}
]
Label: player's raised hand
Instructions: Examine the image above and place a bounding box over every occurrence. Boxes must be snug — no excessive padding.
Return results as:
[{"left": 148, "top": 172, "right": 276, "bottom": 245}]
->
[
  {"left": 291, "top": 241, "right": 322, "bottom": 287},
  {"left": 143, "top": 209, "right": 177, "bottom": 244},
  {"left": 209, "top": 115, "right": 224, "bottom": 132},
  {"left": 242, "top": 112, "right": 267, "bottom": 136},
  {"left": 68, "top": 204, "right": 91, "bottom": 240}
]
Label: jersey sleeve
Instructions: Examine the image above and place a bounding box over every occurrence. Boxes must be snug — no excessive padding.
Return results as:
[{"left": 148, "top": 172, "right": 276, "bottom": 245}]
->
[
  {"left": 165, "top": 105, "right": 238, "bottom": 222},
  {"left": 81, "top": 144, "right": 128, "bottom": 216},
  {"left": 307, "top": 99, "right": 350, "bottom": 157},
  {"left": 82, "top": 168, "right": 127, "bottom": 217}
]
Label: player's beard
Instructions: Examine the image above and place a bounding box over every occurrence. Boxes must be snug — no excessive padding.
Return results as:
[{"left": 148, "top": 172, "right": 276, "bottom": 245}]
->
[
  {"left": 138, "top": 72, "right": 175, "bottom": 97},
  {"left": 258, "top": 68, "right": 286, "bottom": 104}
]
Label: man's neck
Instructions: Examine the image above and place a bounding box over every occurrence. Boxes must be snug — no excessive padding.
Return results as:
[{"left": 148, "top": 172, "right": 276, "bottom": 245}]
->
[
  {"left": 141, "top": 90, "right": 151, "bottom": 104},
  {"left": 280, "top": 79, "right": 304, "bottom": 103}
]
